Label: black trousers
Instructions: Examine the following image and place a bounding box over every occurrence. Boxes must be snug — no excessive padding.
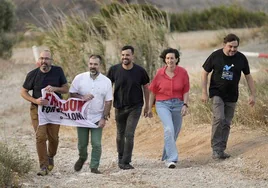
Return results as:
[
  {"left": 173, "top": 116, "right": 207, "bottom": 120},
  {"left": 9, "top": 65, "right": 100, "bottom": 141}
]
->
[{"left": 115, "top": 104, "right": 142, "bottom": 164}]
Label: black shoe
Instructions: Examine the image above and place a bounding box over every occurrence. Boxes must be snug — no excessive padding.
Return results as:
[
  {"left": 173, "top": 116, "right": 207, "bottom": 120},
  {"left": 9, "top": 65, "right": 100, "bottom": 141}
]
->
[
  {"left": 91, "top": 168, "right": 101, "bottom": 174},
  {"left": 118, "top": 154, "right": 123, "bottom": 164},
  {"left": 74, "top": 158, "right": 85, "bottom": 171},
  {"left": 212, "top": 151, "right": 231, "bottom": 159},
  {"left": 119, "top": 163, "right": 134, "bottom": 170}
]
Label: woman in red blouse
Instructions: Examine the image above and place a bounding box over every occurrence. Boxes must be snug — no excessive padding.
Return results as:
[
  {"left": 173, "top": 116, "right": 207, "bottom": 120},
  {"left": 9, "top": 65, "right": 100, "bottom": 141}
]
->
[{"left": 148, "top": 48, "right": 190, "bottom": 168}]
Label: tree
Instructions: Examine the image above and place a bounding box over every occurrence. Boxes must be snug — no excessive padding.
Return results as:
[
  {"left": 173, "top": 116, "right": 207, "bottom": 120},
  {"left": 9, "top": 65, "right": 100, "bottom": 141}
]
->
[{"left": 0, "top": 0, "right": 16, "bottom": 59}]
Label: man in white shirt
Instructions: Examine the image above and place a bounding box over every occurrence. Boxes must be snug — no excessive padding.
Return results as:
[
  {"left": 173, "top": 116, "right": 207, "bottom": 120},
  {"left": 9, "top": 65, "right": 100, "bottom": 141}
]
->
[{"left": 69, "top": 55, "right": 113, "bottom": 174}]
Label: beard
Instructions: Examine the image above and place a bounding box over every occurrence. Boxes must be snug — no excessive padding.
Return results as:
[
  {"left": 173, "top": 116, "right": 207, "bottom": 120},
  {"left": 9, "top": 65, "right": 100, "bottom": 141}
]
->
[
  {"left": 40, "top": 63, "right": 51, "bottom": 72},
  {"left": 90, "top": 68, "right": 99, "bottom": 76},
  {"left": 121, "top": 58, "right": 131, "bottom": 65}
]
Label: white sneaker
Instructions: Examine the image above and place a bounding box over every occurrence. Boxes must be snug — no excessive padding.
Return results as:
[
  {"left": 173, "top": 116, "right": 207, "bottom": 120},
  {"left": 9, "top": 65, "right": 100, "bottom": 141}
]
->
[{"left": 165, "top": 161, "right": 176, "bottom": 168}]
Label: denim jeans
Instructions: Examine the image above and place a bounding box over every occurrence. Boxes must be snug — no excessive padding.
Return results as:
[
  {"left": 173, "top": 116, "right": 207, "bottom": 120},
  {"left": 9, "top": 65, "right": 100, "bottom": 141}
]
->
[
  {"left": 77, "top": 125, "right": 103, "bottom": 169},
  {"left": 156, "top": 99, "right": 183, "bottom": 162},
  {"left": 211, "top": 96, "right": 236, "bottom": 152},
  {"left": 115, "top": 104, "right": 142, "bottom": 164},
  {"left": 30, "top": 104, "right": 60, "bottom": 168}
]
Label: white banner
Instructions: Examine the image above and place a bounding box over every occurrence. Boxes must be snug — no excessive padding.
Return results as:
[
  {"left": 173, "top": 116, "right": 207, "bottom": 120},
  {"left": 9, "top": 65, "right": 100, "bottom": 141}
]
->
[{"left": 38, "top": 89, "right": 98, "bottom": 128}]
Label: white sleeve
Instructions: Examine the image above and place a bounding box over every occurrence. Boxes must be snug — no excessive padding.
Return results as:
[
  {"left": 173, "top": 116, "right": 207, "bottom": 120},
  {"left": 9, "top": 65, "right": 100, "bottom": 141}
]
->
[
  {"left": 69, "top": 75, "right": 80, "bottom": 93},
  {"left": 105, "top": 80, "right": 113, "bottom": 101}
]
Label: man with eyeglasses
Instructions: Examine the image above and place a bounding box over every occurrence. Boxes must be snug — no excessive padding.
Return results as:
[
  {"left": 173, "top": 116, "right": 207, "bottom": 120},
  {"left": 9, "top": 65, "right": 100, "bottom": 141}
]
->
[{"left": 21, "top": 49, "right": 69, "bottom": 176}]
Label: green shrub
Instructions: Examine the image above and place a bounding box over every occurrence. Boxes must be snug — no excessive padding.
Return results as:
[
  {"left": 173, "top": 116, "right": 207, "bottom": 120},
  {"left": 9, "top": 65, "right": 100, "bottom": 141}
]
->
[
  {"left": 0, "top": 0, "right": 15, "bottom": 33},
  {"left": 169, "top": 5, "right": 268, "bottom": 32},
  {"left": 0, "top": 0, "right": 16, "bottom": 59},
  {"left": 0, "top": 33, "right": 14, "bottom": 59},
  {"left": 99, "top": 3, "right": 166, "bottom": 21},
  {"left": 34, "top": 3, "right": 169, "bottom": 80},
  {"left": 0, "top": 142, "right": 32, "bottom": 187},
  {"left": 98, "top": 2, "right": 169, "bottom": 78}
]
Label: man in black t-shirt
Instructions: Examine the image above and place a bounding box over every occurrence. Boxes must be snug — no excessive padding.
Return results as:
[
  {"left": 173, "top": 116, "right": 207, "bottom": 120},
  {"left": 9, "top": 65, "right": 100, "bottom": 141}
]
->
[
  {"left": 21, "top": 50, "right": 68, "bottom": 176},
  {"left": 202, "top": 34, "right": 256, "bottom": 160},
  {"left": 107, "top": 45, "right": 150, "bottom": 170}
]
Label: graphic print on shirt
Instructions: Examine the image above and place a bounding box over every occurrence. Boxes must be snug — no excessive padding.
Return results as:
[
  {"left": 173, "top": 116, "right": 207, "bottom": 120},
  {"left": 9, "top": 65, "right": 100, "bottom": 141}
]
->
[{"left": 221, "top": 64, "right": 234, "bottom": 80}]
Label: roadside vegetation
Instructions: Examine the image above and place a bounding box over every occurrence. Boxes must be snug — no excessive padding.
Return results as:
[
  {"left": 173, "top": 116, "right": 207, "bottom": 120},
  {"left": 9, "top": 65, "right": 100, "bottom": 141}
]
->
[
  {"left": 0, "top": 142, "right": 32, "bottom": 187},
  {"left": 0, "top": 0, "right": 16, "bottom": 59},
  {"left": 31, "top": 3, "right": 169, "bottom": 80},
  {"left": 169, "top": 4, "right": 267, "bottom": 32}
]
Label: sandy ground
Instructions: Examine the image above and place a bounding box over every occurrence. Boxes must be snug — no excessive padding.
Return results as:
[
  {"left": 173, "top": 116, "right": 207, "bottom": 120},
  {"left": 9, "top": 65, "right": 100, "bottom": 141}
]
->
[{"left": 1, "top": 29, "right": 268, "bottom": 188}]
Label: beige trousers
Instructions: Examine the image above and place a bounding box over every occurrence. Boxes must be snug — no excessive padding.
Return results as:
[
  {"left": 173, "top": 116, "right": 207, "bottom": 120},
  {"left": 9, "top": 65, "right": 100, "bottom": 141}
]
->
[{"left": 30, "top": 104, "right": 60, "bottom": 168}]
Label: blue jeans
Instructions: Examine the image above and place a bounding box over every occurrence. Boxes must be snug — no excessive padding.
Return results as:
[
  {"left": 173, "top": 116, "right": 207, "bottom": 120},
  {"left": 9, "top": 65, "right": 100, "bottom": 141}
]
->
[
  {"left": 115, "top": 104, "right": 142, "bottom": 164},
  {"left": 156, "top": 99, "right": 183, "bottom": 162}
]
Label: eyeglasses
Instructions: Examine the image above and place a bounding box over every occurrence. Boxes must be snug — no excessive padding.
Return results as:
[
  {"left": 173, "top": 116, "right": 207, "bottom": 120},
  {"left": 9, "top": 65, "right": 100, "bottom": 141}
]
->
[{"left": 39, "top": 57, "right": 52, "bottom": 61}]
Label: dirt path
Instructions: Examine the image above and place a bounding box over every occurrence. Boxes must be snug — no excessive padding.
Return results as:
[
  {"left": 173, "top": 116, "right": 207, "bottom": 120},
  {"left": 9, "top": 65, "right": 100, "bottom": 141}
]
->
[{"left": 1, "top": 30, "right": 268, "bottom": 187}]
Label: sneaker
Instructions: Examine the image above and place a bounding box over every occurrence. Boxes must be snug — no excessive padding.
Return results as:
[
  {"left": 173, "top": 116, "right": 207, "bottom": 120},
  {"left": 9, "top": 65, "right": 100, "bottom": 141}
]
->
[
  {"left": 91, "top": 168, "right": 101, "bottom": 174},
  {"left": 212, "top": 151, "right": 231, "bottom": 160},
  {"left": 47, "top": 157, "right": 54, "bottom": 171},
  {"left": 165, "top": 161, "right": 176, "bottom": 169},
  {"left": 37, "top": 167, "right": 48, "bottom": 176},
  {"left": 118, "top": 163, "right": 134, "bottom": 170},
  {"left": 74, "top": 158, "right": 86, "bottom": 172}
]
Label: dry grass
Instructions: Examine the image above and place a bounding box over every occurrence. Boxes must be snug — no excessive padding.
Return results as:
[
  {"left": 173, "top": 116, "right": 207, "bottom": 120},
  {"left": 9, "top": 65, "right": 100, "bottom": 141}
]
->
[
  {"left": 0, "top": 142, "right": 32, "bottom": 187},
  {"left": 29, "top": 3, "right": 170, "bottom": 80}
]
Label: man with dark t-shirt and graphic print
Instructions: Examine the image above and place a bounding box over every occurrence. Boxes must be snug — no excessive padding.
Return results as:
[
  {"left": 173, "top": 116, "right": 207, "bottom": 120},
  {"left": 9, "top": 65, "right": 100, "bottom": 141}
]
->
[
  {"left": 21, "top": 50, "right": 68, "bottom": 176},
  {"left": 201, "top": 34, "right": 256, "bottom": 160},
  {"left": 107, "top": 45, "right": 150, "bottom": 170}
]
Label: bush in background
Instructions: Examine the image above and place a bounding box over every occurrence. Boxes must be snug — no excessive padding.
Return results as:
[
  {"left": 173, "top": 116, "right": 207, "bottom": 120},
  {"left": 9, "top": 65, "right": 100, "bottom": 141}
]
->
[
  {"left": 0, "top": 33, "right": 14, "bottom": 59},
  {"left": 34, "top": 3, "right": 169, "bottom": 80},
  {"left": 98, "top": 2, "right": 169, "bottom": 79},
  {"left": 169, "top": 5, "right": 268, "bottom": 32},
  {"left": 0, "top": 142, "right": 32, "bottom": 187},
  {"left": 0, "top": 0, "right": 16, "bottom": 59},
  {"left": 35, "top": 10, "right": 108, "bottom": 81}
]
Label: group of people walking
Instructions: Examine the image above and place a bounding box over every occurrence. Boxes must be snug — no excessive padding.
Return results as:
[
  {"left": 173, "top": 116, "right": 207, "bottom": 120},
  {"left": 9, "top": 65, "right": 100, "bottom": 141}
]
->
[{"left": 21, "top": 33, "right": 256, "bottom": 176}]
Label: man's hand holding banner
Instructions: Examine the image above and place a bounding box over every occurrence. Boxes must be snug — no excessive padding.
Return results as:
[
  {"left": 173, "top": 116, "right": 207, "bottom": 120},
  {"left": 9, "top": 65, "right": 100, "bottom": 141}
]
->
[{"left": 38, "top": 89, "right": 98, "bottom": 128}]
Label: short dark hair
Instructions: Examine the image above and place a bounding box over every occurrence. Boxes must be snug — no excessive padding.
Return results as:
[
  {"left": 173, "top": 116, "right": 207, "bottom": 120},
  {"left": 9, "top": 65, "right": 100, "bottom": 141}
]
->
[
  {"left": 89, "top": 54, "right": 102, "bottom": 63},
  {"left": 160, "top": 48, "right": 180, "bottom": 65},
  {"left": 223, "top": 33, "right": 240, "bottom": 46},
  {"left": 121, "top": 45, "right": 134, "bottom": 54}
]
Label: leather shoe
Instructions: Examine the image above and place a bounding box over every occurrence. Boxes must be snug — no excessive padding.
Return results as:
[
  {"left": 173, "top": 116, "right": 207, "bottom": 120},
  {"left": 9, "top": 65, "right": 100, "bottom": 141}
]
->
[
  {"left": 118, "top": 163, "right": 134, "bottom": 170},
  {"left": 74, "top": 158, "right": 86, "bottom": 171},
  {"left": 91, "top": 168, "right": 101, "bottom": 174},
  {"left": 212, "top": 151, "right": 231, "bottom": 159}
]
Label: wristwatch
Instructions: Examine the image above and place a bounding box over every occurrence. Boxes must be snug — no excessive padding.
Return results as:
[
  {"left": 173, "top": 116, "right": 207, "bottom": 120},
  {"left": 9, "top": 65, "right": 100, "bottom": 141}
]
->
[{"left": 183, "top": 103, "right": 188, "bottom": 108}]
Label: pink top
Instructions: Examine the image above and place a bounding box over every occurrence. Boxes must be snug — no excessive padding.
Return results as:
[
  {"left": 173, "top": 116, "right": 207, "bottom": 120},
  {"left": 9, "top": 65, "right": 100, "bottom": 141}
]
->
[{"left": 149, "top": 66, "right": 190, "bottom": 101}]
